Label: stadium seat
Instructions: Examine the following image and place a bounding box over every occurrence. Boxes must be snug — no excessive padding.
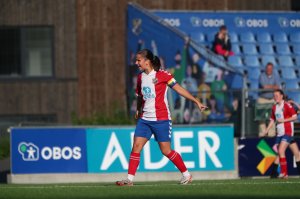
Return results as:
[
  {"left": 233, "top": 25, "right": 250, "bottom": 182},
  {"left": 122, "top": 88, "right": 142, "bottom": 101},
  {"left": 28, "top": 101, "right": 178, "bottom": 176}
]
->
[
  {"left": 290, "top": 32, "right": 300, "bottom": 43},
  {"left": 242, "top": 44, "right": 258, "bottom": 55},
  {"left": 247, "top": 68, "right": 260, "bottom": 80},
  {"left": 228, "top": 55, "right": 243, "bottom": 68},
  {"left": 240, "top": 32, "right": 255, "bottom": 43},
  {"left": 295, "top": 56, "right": 300, "bottom": 66},
  {"left": 261, "top": 55, "right": 277, "bottom": 67},
  {"left": 190, "top": 32, "right": 205, "bottom": 43},
  {"left": 206, "top": 32, "right": 216, "bottom": 43},
  {"left": 275, "top": 44, "right": 291, "bottom": 55},
  {"left": 229, "top": 32, "right": 239, "bottom": 43},
  {"left": 248, "top": 79, "right": 259, "bottom": 100},
  {"left": 278, "top": 56, "right": 294, "bottom": 67},
  {"left": 284, "top": 79, "right": 299, "bottom": 89},
  {"left": 259, "top": 44, "right": 274, "bottom": 55},
  {"left": 257, "top": 32, "right": 272, "bottom": 43},
  {"left": 273, "top": 32, "right": 288, "bottom": 43},
  {"left": 281, "top": 68, "right": 297, "bottom": 79},
  {"left": 231, "top": 44, "right": 241, "bottom": 55},
  {"left": 244, "top": 56, "right": 260, "bottom": 67},
  {"left": 288, "top": 92, "right": 300, "bottom": 104},
  {"left": 292, "top": 44, "right": 300, "bottom": 55}
]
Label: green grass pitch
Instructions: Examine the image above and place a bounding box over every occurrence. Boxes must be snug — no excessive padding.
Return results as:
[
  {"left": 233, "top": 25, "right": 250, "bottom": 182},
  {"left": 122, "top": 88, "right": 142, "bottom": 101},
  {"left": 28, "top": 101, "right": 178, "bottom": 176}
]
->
[{"left": 0, "top": 179, "right": 300, "bottom": 199}]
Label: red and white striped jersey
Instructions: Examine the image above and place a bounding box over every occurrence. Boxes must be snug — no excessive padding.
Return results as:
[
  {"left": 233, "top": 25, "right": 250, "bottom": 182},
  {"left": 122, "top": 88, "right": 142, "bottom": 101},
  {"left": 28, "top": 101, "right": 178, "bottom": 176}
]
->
[
  {"left": 270, "top": 101, "right": 297, "bottom": 136},
  {"left": 136, "top": 69, "right": 177, "bottom": 121}
]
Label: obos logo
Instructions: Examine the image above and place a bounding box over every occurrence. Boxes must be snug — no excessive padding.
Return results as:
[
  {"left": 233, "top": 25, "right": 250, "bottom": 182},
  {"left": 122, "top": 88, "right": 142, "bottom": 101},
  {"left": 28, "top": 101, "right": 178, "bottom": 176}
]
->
[
  {"left": 278, "top": 17, "right": 289, "bottom": 28},
  {"left": 18, "top": 142, "right": 81, "bottom": 161},
  {"left": 235, "top": 17, "right": 246, "bottom": 27},
  {"left": 278, "top": 17, "right": 300, "bottom": 28},
  {"left": 235, "top": 17, "right": 268, "bottom": 28},
  {"left": 191, "top": 17, "right": 224, "bottom": 27},
  {"left": 190, "top": 17, "right": 201, "bottom": 27},
  {"left": 163, "top": 18, "right": 180, "bottom": 27}
]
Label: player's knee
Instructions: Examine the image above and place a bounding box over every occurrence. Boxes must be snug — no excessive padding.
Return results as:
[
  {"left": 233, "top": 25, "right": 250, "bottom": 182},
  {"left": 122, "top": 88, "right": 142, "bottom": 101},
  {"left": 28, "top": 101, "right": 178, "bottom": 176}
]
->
[
  {"left": 132, "top": 143, "right": 143, "bottom": 152},
  {"left": 161, "top": 148, "right": 172, "bottom": 156},
  {"left": 278, "top": 148, "right": 286, "bottom": 157}
]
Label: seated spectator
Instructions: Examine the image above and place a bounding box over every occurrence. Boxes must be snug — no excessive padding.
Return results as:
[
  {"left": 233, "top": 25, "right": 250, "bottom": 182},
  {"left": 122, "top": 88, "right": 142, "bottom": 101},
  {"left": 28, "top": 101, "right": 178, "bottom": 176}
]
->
[
  {"left": 257, "top": 62, "right": 281, "bottom": 137},
  {"left": 212, "top": 25, "right": 234, "bottom": 60}
]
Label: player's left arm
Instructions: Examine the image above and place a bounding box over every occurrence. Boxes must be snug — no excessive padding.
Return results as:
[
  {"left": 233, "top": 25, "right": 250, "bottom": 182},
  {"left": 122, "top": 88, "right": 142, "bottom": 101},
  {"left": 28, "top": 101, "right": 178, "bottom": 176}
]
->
[{"left": 172, "top": 83, "right": 207, "bottom": 112}]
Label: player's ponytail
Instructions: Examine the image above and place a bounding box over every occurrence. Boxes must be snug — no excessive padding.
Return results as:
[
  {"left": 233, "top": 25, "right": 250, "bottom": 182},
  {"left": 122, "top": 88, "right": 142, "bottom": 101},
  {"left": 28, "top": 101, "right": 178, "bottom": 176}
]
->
[
  {"left": 152, "top": 56, "right": 161, "bottom": 71},
  {"left": 137, "top": 49, "right": 161, "bottom": 71}
]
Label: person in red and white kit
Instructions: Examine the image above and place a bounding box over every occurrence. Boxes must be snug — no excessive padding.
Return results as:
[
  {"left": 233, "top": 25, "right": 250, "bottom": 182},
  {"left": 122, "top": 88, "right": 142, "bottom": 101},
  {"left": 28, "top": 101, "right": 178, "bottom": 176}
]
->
[
  {"left": 116, "top": 49, "right": 207, "bottom": 186},
  {"left": 262, "top": 89, "right": 298, "bottom": 179}
]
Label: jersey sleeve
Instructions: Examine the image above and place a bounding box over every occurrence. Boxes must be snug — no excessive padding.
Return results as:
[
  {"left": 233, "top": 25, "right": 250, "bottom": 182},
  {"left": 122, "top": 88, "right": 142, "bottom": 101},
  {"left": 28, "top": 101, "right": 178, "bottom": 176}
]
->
[
  {"left": 286, "top": 103, "right": 297, "bottom": 117},
  {"left": 135, "top": 74, "right": 142, "bottom": 97},
  {"left": 162, "top": 70, "right": 177, "bottom": 88}
]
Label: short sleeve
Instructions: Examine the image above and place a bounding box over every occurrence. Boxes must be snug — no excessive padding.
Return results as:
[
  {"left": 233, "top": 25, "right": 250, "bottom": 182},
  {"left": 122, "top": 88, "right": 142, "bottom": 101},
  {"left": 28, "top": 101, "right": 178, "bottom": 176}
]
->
[
  {"left": 161, "top": 70, "right": 177, "bottom": 88},
  {"left": 286, "top": 103, "right": 297, "bottom": 117}
]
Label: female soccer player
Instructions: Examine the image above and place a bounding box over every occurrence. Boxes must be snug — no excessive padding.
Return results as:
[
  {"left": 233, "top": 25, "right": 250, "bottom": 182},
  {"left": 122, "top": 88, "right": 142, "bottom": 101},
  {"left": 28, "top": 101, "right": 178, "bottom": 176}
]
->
[
  {"left": 269, "top": 99, "right": 300, "bottom": 178},
  {"left": 116, "top": 49, "right": 207, "bottom": 186},
  {"left": 262, "top": 89, "right": 297, "bottom": 179}
]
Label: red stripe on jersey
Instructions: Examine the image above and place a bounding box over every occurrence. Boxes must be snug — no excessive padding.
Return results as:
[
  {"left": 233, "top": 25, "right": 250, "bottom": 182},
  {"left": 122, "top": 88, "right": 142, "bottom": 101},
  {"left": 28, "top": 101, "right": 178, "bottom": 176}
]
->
[
  {"left": 155, "top": 71, "right": 169, "bottom": 120},
  {"left": 283, "top": 103, "right": 296, "bottom": 136}
]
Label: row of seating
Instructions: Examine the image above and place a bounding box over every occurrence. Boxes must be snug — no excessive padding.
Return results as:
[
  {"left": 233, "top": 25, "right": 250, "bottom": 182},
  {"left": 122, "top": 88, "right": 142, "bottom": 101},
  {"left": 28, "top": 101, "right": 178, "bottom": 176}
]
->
[
  {"left": 191, "top": 31, "right": 300, "bottom": 43},
  {"left": 246, "top": 68, "right": 299, "bottom": 80},
  {"left": 228, "top": 55, "right": 300, "bottom": 68},
  {"left": 232, "top": 43, "right": 300, "bottom": 55},
  {"left": 248, "top": 79, "right": 300, "bottom": 101}
]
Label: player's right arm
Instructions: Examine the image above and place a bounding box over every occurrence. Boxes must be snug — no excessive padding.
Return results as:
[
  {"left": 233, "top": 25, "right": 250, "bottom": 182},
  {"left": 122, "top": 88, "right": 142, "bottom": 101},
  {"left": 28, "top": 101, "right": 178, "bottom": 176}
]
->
[
  {"left": 135, "top": 73, "right": 143, "bottom": 119},
  {"left": 135, "top": 95, "right": 142, "bottom": 119},
  {"left": 262, "top": 105, "right": 276, "bottom": 137}
]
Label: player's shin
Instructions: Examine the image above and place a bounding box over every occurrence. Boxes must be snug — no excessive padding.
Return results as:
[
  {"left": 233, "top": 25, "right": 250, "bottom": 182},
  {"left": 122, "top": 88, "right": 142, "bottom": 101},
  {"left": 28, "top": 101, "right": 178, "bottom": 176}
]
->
[
  {"left": 127, "top": 152, "right": 140, "bottom": 181},
  {"left": 166, "top": 150, "right": 190, "bottom": 176}
]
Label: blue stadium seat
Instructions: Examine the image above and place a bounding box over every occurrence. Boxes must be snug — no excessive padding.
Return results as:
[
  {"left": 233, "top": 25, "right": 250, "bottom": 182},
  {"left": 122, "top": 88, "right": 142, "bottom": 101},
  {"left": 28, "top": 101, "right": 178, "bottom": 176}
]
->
[
  {"left": 247, "top": 68, "right": 261, "bottom": 80},
  {"left": 281, "top": 68, "right": 297, "bottom": 79},
  {"left": 288, "top": 92, "right": 300, "bottom": 104},
  {"left": 278, "top": 56, "right": 294, "bottom": 67},
  {"left": 290, "top": 32, "right": 300, "bottom": 43},
  {"left": 295, "top": 56, "right": 300, "bottom": 66},
  {"left": 257, "top": 32, "right": 272, "bottom": 43},
  {"left": 276, "top": 44, "right": 291, "bottom": 55},
  {"left": 292, "top": 44, "right": 300, "bottom": 55},
  {"left": 228, "top": 55, "right": 243, "bottom": 68},
  {"left": 242, "top": 44, "right": 257, "bottom": 55},
  {"left": 244, "top": 56, "right": 260, "bottom": 67},
  {"left": 261, "top": 55, "right": 277, "bottom": 67},
  {"left": 248, "top": 80, "right": 259, "bottom": 100},
  {"left": 229, "top": 32, "right": 239, "bottom": 43},
  {"left": 273, "top": 32, "right": 288, "bottom": 43},
  {"left": 240, "top": 32, "right": 255, "bottom": 43},
  {"left": 190, "top": 32, "right": 205, "bottom": 43},
  {"left": 284, "top": 79, "right": 299, "bottom": 89},
  {"left": 206, "top": 32, "right": 216, "bottom": 43},
  {"left": 259, "top": 44, "right": 274, "bottom": 55},
  {"left": 231, "top": 44, "right": 241, "bottom": 55}
]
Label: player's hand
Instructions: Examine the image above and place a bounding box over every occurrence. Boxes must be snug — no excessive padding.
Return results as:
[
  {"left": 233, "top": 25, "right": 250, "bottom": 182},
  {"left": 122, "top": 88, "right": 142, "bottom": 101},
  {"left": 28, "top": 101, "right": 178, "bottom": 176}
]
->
[
  {"left": 260, "top": 131, "right": 268, "bottom": 137},
  {"left": 277, "top": 118, "right": 285, "bottom": 123},
  {"left": 135, "top": 110, "right": 140, "bottom": 119},
  {"left": 197, "top": 103, "right": 208, "bottom": 112}
]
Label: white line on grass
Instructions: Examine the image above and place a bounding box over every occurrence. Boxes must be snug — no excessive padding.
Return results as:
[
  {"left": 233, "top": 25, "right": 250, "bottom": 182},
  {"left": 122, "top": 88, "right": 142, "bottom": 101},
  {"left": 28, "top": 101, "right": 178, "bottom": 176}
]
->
[{"left": 1, "top": 180, "right": 300, "bottom": 189}]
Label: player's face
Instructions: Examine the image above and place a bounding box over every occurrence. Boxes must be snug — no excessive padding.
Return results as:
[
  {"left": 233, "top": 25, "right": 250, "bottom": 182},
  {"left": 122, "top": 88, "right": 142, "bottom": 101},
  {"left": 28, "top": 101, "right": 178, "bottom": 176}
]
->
[
  {"left": 135, "top": 54, "right": 150, "bottom": 71},
  {"left": 273, "top": 91, "right": 283, "bottom": 103}
]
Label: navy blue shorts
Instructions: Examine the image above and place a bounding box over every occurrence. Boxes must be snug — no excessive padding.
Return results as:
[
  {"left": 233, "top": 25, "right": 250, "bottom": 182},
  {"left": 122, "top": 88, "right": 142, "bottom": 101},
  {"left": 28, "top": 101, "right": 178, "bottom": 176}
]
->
[
  {"left": 135, "top": 119, "right": 172, "bottom": 142},
  {"left": 275, "top": 135, "right": 293, "bottom": 145}
]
